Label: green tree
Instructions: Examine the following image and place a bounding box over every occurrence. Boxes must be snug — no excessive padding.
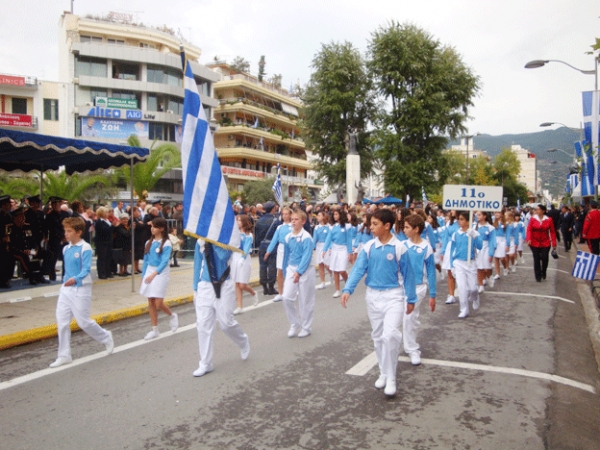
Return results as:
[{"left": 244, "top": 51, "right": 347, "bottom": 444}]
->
[
  {"left": 230, "top": 56, "right": 250, "bottom": 74},
  {"left": 469, "top": 157, "right": 496, "bottom": 186},
  {"left": 368, "top": 22, "right": 480, "bottom": 200},
  {"left": 116, "top": 136, "right": 181, "bottom": 201},
  {"left": 502, "top": 178, "right": 529, "bottom": 206},
  {"left": 0, "top": 173, "right": 38, "bottom": 199},
  {"left": 258, "top": 55, "right": 266, "bottom": 82},
  {"left": 267, "top": 73, "right": 282, "bottom": 88},
  {"left": 302, "top": 41, "right": 376, "bottom": 187},
  {"left": 242, "top": 178, "right": 277, "bottom": 206},
  {"left": 43, "top": 170, "right": 113, "bottom": 203},
  {"left": 492, "top": 147, "right": 521, "bottom": 186}
]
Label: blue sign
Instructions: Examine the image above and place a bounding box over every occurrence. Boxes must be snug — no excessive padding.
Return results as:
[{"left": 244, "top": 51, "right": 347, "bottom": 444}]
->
[{"left": 80, "top": 117, "right": 149, "bottom": 139}]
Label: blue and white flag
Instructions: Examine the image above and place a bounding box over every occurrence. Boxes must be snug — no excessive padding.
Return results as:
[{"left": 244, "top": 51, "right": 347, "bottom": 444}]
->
[
  {"left": 516, "top": 198, "right": 521, "bottom": 211},
  {"left": 569, "top": 173, "right": 579, "bottom": 193},
  {"left": 272, "top": 163, "right": 283, "bottom": 207},
  {"left": 572, "top": 250, "right": 600, "bottom": 281},
  {"left": 180, "top": 53, "right": 240, "bottom": 252},
  {"left": 421, "top": 186, "right": 428, "bottom": 204},
  {"left": 582, "top": 91, "right": 599, "bottom": 186},
  {"left": 574, "top": 140, "right": 593, "bottom": 196},
  {"left": 406, "top": 194, "right": 410, "bottom": 205},
  {"left": 252, "top": 117, "right": 259, "bottom": 128}
]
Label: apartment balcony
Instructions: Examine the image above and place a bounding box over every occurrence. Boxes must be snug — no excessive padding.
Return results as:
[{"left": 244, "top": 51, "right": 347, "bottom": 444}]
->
[
  {"left": 216, "top": 75, "right": 300, "bottom": 109},
  {"left": 217, "top": 146, "right": 313, "bottom": 171},
  {"left": 216, "top": 98, "right": 299, "bottom": 126},
  {"left": 215, "top": 125, "right": 305, "bottom": 151}
]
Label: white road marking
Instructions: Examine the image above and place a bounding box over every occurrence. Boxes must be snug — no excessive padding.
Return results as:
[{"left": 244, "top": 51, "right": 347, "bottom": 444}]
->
[
  {"left": 346, "top": 352, "right": 596, "bottom": 394},
  {"left": 43, "top": 292, "right": 60, "bottom": 297},
  {"left": 490, "top": 292, "right": 574, "bottom": 304},
  {"left": 515, "top": 266, "right": 570, "bottom": 275},
  {"left": 9, "top": 297, "right": 32, "bottom": 303}
]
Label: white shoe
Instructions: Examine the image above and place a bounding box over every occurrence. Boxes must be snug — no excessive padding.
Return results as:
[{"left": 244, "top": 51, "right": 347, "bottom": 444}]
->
[
  {"left": 458, "top": 311, "right": 469, "bottom": 318},
  {"left": 445, "top": 295, "right": 456, "bottom": 304},
  {"left": 409, "top": 352, "right": 421, "bottom": 366},
  {"left": 440, "top": 271, "right": 445, "bottom": 280},
  {"left": 192, "top": 365, "right": 213, "bottom": 377},
  {"left": 287, "top": 325, "right": 300, "bottom": 338},
  {"left": 473, "top": 296, "right": 480, "bottom": 311},
  {"left": 144, "top": 329, "right": 159, "bottom": 340},
  {"left": 298, "top": 328, "right": 311, "bottom": 338},
  {"left": 493, "top": 274, "right": 500, "bottom": 280},
  {"left": 511, "top": 266, "right": 516, "bottom": 273},
  {"left": 488, "top": 276, "right": 495, "bottom": 288},
  {"left": 316, "top": 282, "right": 326, "bottom": 290},
  {"left": 170, "top": 313, "right": 179, "bottom": 332},
  {"left": 375, "top": 375, "right": 386, "bottom": 389},
  {"left": 105, "top": 330, "right": 114, "bottom": 354},
  {"left": 233, "top": 307, "right": 243, "bottom": 315},
  {"left": 333, "top": 290, "right": 341, "bottom": 298},
  {"left": 240, "top": 337, "right": 250, "bottom": 360},
  {"left": 273, "top": 294, "right": 283, "bottom": 303},
  {"left": 477, "top": 285, "right": 484, "bottom": 294},
  {"left": 519, "top": 257, "right": 525, "bottom": 264},
  {"left": 252, "top": 293, "right": 259, "bottom": 307},
  {"left": 49, "top": 356, "right": 72, "bottom": 368},
  {"left": 384, "top": 379, "right": 397, "bottom": 396},
  {"left": 482, "top": 278, "right": 487, "bottom": 286},
  {"left": 503, "top": 268, "right": 509, "bottom": 276}
]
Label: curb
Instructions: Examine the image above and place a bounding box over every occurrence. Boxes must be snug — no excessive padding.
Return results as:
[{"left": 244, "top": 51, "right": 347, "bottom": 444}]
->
[{"left": 0, "top": 278, "right": 261, "bottom": 351}]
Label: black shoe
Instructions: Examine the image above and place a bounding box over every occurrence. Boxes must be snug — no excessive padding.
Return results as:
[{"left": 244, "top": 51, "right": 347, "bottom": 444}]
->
[
  {"left": 536, "top": 277, "right": 541, "bottom": 282},
  {"left": 37, "top": 277, "right": 50, "bottom": 284},
  {"left": 173, "top": 264, "right": 180, "bottom": 267},
  {"left": 107, "top": 274, "right": 115, "bottom": 278},
  {"left": 99, "top": 276, "right": 107, "bottom": 280},
  {"left": 29, "top": 279, "right": 38, "bottom": 285},
  {"left": 542, "top": 274, "right": 546, "bottom": 280}
]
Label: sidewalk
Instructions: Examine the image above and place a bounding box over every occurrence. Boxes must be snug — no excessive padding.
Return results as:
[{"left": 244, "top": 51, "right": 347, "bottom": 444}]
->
[{"left": 0, "top": 255, "right": 262, "bottom": 350}]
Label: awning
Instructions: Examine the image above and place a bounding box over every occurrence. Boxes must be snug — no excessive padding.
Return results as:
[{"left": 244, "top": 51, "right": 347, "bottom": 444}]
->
[
  {"left": 375, "top": 195, "right": 403, "bottom": 205},
  {"left": 0, "top": 128, "right": 149, "bottom": 174}
]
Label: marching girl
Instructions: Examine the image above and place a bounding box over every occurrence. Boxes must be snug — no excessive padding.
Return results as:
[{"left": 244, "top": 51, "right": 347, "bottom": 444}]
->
[
  {"left": 440, "top": 211, "right": 459, "bottom": 304},
  {"left": 514, "top": 211, "right": 526, "bottom": 264},
  {"left": 322, "top": 208, "right": 353, "bottom": 298},
  {"left": 314, "top": 211, "right": 332, "bottom": 290},
  {"left": 393, "top": 207, "right": 410, "bottom": 241},
  {"left": 505, "top": 210, "right": 518, "bottom": 273},
  {"left": 354, "top": 213, "right": 373, "bottom": 257},
  {"left": 347, "top": 212, "right": 359, "bottom": 264},
  {"left": 233, "top": 214, "right": 258, "bottom": 315},
  {"left": 426, "top": 213, "right": 443, "bottom": 278},
  {"left": 140, "top": 217, "right": 177, "bottom": 340},
  {"left": 449, "top": 211, "right": 482, "bottom": 318},
  {"left": 474, "top": 211, "right": 497, "bottom": 292},
  {"left": 492, "top": 211, "right": 509, "bottom": 279},
  {"left": 414, "top": 209, "right": 438, "bottom": 250}
]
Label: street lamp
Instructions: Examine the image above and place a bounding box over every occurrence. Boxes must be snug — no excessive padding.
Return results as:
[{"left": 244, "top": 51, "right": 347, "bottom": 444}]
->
[
  {"left": 462, "top": 132, "right": 480, "bottom": 183},
  {"left": 525, "top": 59, "right": 598, "bottom": 90},
  {"left": 540, "top": 122, "right": 581, "bottom": 132}
]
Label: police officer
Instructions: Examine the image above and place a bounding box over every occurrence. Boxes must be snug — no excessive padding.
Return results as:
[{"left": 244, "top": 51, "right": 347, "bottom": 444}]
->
[
  {"left": 0, "top": 195, "right": 14, "bottom": 288},
  {"left": 10, "top": 207, "right": 48, "bottom": 285},
  {"left": 254, "top": 201, "right": 280, "bottom": 295}
]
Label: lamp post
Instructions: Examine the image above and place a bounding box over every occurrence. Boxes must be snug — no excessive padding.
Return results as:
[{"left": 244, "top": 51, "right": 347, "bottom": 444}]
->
[
  {"left": 525, "top": 58, "right": 598, "bottom": 90},
  {"left": 462, "top": 132, "right": 480, "bottom": 183}
]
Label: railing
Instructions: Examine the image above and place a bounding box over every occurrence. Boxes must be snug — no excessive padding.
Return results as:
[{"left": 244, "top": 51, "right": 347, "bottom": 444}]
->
[{"left": 227, "top": 74, "right": 292, "bottom": 98}]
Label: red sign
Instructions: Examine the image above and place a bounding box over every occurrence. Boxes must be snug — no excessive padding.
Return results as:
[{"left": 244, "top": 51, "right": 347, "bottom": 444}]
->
[
  {"left": 0, "top": 75, "right": 25, "bottom": 86},
  {"left": 222, "top": 166, "right": 265, "bottom": 178},
  {"left": 0, "top": 113, "right": 32, "bottom": 127}
]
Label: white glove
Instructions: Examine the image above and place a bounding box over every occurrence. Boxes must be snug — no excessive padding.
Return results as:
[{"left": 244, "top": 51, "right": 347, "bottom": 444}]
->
[{"left": 466, "top": 228, "right": 478, "bottom": 238}]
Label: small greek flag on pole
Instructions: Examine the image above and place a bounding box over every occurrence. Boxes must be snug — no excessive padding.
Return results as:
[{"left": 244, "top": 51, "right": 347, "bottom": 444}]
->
[
  {"left": 421, "top": 186, "right": 428, "bottom": 204},
  {"left": 272, "top": 163, "right": 283, "bottom": 207},
  {"left": 572, "top": 251, "right": 600, "bottom": 281},
  {"left": 180, "top": 49, "right": 240, "bottom": 252}
]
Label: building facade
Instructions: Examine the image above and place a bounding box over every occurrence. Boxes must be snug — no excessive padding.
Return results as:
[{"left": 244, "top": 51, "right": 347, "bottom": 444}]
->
[{"left": 510, "top": 144, "right": 538, "bottom": 196}]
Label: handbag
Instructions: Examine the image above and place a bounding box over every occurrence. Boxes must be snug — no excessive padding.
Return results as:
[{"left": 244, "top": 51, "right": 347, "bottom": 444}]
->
[{"left": 550, "top": 249, "right": 558, "bottom": 259}]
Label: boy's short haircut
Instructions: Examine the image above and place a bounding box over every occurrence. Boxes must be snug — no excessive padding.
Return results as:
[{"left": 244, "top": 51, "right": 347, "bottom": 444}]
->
[
  {"left": 373, "top": 208, "right": 395, "bottom": 229},
  {"left": 62, "top": 216, "right": 86, "bottom": 233},
  {"left": 293, "top": 209, "right": 307, "bottom": 221},
  {"left": 404, "top": 214, "right": 425, "bottom": 234}
]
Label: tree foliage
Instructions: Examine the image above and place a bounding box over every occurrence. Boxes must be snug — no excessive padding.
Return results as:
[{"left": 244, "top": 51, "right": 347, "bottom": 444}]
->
[
  {"left": 258, "top": 55, "right": 266, "bottom": 82},
  {"left": 242, "top": 178, "right": 277, "bottom": 206},
  {"left": 302, "top": 41, "right": 376, "bottom": 187},
  {"left": 0, "top": 173, "right": 38, "bottom": 199},
  {"left": 230, "top": 56, "right": 250, "bottom": 74},
  {"left": 116, "top": 136, "right": 181, "bottom": 201},
  {"left": 267, "top": 73, "right": 282, "bottom": 88},
  {"left": 368, "top": 22, "right": 480, "bottom": 200},
  {"left": 492, "top": 147, "right": 521, "bottom": 185},
  {"left": 43, "top": 170, "right": 113, "bottom": 202}
]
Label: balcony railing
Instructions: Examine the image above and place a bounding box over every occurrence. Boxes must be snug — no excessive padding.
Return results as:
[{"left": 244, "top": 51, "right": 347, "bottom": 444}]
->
[
  {"left": 225, "top": 74, "right": 293, "bottom": 98},
  {"left": 218, "top": 97, "right": 299, "bottom": 124}
]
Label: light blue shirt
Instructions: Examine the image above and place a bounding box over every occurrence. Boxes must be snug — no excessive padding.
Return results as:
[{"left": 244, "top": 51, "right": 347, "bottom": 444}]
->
[
  {"left": 282, "top": 228, "right": 314, "bottom": 275},
  {"left": 313, "top": 224, "right": 331, "bottom": 246},
  {"left": 142, "top": 239, "right": 172, "bottom": 277},
  {"left": 403, "top": 239, "right": 437, "bottom": 298},
  {"left": 62, "top": 240, "right": 92, "bottom": 286},
  {"left": 323, "top": 223, "right": 352, "bottom": 254},
  {"left": 193, "top": 240, "right": 232, "bottom": 291},
  {"left": 450, "top": 229, "right": 482, "bottom": 265},
  {"left": 266, "top": 223, "right": 292, "bottom": 253}
]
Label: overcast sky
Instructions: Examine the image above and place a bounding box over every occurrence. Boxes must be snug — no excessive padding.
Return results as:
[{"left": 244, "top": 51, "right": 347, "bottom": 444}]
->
[{"left": 1, "top": 0, "right": 598, "bottom": 136}]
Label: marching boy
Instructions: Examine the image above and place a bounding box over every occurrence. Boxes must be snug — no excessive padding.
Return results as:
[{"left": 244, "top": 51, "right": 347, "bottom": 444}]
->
[
  {"left": 341, "top": 209, "right": 417, "bottom": 397},
  {"left": 50, "top": 217, "right": 114, "bottom": 368},
  {"left": 282, "top": 210, "right": 316, "bottom": 338}
]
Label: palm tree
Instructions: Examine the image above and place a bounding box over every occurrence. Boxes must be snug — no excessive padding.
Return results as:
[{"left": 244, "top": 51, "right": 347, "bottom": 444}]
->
[
  {"left": 0, "top": 172, "right": 39, "bottom": 199},
  {"left": 42, "top": 170, "right": 113, "bottom": 202},
  {"left": 117, "top": 136, "right": 181, "bottom": 201}
]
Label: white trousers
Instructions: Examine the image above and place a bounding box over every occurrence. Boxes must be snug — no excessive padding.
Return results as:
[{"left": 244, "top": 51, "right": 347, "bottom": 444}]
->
[
  {"left": 366, "top": 287, "right": 404, "bottom": 381},
  {"left": 282, "top": 265, "right": 316, "bottom": 332},
  {"left": 56, "top": 285, "right": 110, "bottom": 359},
  {"left": 403, "top": 284, "right": 428, "bottom": 355},
  {"left": 194, "top": 279, "right": 248, "bottom": 371},
  {"left": 454, "top": 260, "right": 479, "bottom": 316}
]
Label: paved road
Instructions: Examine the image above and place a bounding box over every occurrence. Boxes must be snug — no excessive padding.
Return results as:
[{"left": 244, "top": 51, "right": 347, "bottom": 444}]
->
[{"left": 1, "top": 248, "right": 599, "bottom": 449}]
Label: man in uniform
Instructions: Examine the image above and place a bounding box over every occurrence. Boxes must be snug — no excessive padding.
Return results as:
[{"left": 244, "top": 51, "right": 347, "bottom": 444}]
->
[
  {"left": 10, "top": 208, "right": 48, "bottom": 285},
  {"left": 254, "top": 201, "right": 280, "bottom": 295},
  {"left": 0, "top": 195, "right": 14, "bottom": 288},
  {"left": 44, "top": 196, "right": 66, "bottom": 281}
]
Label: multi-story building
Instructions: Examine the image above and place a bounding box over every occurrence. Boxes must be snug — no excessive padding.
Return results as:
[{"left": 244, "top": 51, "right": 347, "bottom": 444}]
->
[
  {"left": 447, "top": 137, "right": 490, "bottom": 160},
  {"left": 209, "top": 63, "right": 321, "bottom": 200},
  {"left": 57, "top": 11, "right": 221, "bottom": 201},
  {"left": 510, "top": 144, "right": 538, "bottom": 196}
]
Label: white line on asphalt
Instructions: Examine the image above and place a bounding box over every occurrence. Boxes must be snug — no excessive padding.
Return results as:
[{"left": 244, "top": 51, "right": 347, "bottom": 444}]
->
[
  {"left": 43, "top": 292, "right": 60, "bottom": 297},
  {"left": 346, "top": 352, "right": 596, "bottom": 394},
  {"left": 490, "top": 292, "right": 574, "bottom": 304},
  {"left": 9, "top": 297, "right": 32, "bottom": 303}
]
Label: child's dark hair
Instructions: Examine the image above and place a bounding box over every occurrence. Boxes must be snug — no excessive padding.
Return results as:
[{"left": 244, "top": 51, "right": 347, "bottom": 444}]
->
[
  {"left": 330, "top": 207, "right": 347, "bottom": 226},
  {"left": 361, "top": 213, "right": 373, "bottom": 234},
  {"left": 405, "top": 214, "right": 425, "bottom": 234},
  {"left": 457, "top": 211, "right": 470, "bottom": 222},
  {"left": 145, "top": 217, "right": 169, "bottom": 254},
  {"left": 62, "top": 216, "right": 86, "bottom": 233},
  {"left": 373, "top": 209, "right": 395, "bottom": 229},
  {"left": 237, "top": 214, "right": 253, "bottom": 233},
  {"left": 394, "top": 207, "right": 411, "bottom": 235},
  {"left": 348, "top": 212, "right": 358, "bottom": 227}
]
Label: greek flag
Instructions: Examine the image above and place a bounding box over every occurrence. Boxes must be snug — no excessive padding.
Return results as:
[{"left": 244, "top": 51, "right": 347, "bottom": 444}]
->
[
  {"left": 180, "top": 52, "right": 240, "bottom": 252},
  {"left": 272, "top": 163, "right": 283, "bottom": 207},
  {"left": 569, "top": 173, "right": 579, "bottom": 193},
  {"left": 421, "top": 186, "right": 428, "bottom": 204},
  {"left": 252, "top": 117, "right": 259, "bottom": 128},
  {"left": 575, "top": 141, "right": 593, "bottom": 196},
  {"left": 517, "top": 198, "right": 521, "bottom": 211},
  {"left": 582, "top": 91, "right": 599, "bottom": 186},
  {"left": 572, "top": 250, "right": 600, "bottom": 281}
]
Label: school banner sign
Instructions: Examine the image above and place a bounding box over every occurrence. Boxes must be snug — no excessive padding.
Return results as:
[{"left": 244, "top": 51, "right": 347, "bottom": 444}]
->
[{"left": 443, "top": 185, "right": 504, "bottom": 211}]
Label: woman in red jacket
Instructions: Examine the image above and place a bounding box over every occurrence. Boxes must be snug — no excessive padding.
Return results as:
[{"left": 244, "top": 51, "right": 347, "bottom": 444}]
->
[{"left": 526, "top": 204, "right": 557, "bottom": 282}]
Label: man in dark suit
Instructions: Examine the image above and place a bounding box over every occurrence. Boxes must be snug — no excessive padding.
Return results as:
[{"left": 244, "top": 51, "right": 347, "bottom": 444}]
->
[
  {"left": 547, "top": 204, "right": 561, "bottom": 243},
  {"left": 560, "top": 205, "right": 575, "bottom": 251},
  {"left": 0, "top": 195, "right": 14, "bottom": 288}
]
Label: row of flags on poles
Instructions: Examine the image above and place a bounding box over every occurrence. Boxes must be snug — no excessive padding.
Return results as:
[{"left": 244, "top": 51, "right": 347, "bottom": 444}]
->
[{"left": 570, "top": 91, "right": 600, "bottom": 197}]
